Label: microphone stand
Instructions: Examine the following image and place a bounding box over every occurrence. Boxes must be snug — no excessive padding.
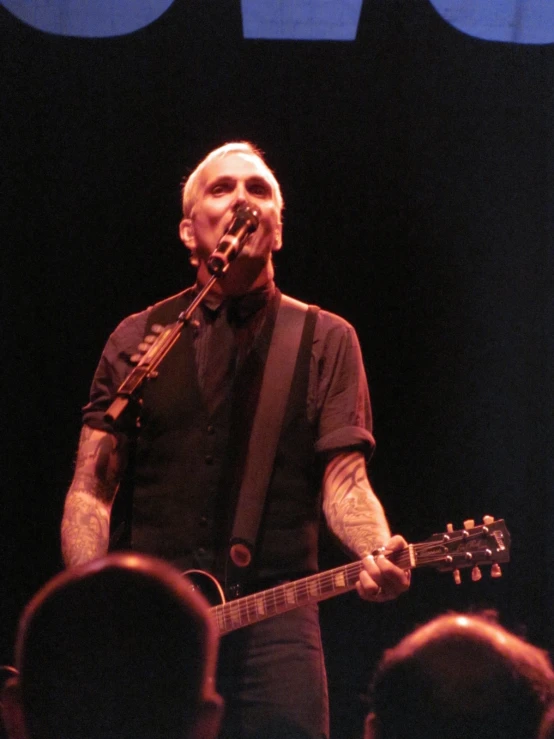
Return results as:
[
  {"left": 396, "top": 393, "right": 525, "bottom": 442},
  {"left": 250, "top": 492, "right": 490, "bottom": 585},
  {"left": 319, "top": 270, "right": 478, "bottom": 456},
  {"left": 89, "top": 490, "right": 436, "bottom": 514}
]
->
[
  {"left": 104, "top": 272, "right": 221, "bottom": 427},
  {"left": 105, "top": 204, "right": 259, "bottom": 427}
]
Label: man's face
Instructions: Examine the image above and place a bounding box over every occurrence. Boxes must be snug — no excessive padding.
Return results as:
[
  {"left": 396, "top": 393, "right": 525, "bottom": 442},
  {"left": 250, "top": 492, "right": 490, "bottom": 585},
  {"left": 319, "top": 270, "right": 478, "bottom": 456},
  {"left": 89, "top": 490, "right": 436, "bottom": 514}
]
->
[{"left": 181, "top": 153, "right": 282, "bottom": 266}]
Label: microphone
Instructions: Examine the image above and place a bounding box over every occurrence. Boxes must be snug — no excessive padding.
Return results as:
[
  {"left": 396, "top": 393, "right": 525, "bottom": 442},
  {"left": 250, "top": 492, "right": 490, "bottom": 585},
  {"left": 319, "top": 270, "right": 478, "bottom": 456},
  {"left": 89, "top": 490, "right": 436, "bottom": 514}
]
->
[{"left": 207, "top": 204, "right": 260, "bottom": 276}]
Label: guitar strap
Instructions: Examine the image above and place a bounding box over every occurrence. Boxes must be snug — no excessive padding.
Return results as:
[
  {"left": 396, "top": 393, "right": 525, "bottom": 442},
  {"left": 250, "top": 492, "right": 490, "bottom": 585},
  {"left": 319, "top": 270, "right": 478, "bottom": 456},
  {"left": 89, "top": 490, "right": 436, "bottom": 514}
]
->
[{"left": 226, "top": 293, "right": 319, "bottom": 594}]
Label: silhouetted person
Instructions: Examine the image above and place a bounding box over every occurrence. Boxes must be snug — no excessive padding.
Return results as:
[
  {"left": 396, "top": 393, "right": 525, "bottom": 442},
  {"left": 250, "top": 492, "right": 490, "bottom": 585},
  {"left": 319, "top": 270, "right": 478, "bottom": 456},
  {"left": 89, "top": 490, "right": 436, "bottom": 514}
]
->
[
  {"left": 365, "top": 611, "right": 554, "bottom": 739},
  {"left": 1, "top": 553, "right": 222, "bottom": 739}
]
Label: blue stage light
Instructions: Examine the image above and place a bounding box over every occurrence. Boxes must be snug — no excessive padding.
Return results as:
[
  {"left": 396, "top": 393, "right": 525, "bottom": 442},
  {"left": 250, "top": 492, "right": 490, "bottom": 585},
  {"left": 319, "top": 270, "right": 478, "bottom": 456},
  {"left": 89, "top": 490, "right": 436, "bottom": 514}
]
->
[
  {"left": 0, "top": 0, "right": 173, "bottom": 38},
  {"left": 429, "top": 0, "right": 554, "bottom": 44},
  {"left": 241, "top": 0, "right": 363, "bottom": 41}
]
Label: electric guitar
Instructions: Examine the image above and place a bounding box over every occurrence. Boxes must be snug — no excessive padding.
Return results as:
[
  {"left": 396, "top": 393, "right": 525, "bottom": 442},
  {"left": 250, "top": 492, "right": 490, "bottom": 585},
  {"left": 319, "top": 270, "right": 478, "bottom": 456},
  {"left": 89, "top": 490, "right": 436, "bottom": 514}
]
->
[{"left": 186, "top": 516, "right": 510, "bottom": 636}]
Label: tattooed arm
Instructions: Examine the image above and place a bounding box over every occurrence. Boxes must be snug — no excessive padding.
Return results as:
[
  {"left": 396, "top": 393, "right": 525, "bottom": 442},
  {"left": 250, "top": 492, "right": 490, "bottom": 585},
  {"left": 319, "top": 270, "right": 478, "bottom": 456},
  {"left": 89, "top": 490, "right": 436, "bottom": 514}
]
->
[
  {"left": 61, "top": 425, "right": 127, "bottom": 568},
  {"left": 322, "top": 450, "right": 390, "bottom": 558},
  {"left": 322, "top": 450, "right": 410, "bottom": 601}
]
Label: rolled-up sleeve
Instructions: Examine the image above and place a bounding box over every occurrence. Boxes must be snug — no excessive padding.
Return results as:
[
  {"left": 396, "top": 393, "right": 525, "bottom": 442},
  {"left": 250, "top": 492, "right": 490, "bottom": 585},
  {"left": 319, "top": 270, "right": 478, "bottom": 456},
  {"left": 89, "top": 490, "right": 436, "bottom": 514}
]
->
[
  {"left": 311, "top": 311, "right": 375, "bottom": 460},
  {"left": 82, "top": 311, "right": 149, "bottom": 432}
]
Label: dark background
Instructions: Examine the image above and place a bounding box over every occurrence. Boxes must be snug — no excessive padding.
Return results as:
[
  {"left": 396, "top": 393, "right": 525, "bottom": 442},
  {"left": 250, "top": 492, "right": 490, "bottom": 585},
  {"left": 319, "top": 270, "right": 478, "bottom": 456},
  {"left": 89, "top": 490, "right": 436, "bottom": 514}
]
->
[{"left": 2, "top": 1, "right": 553, "bottom": 737}]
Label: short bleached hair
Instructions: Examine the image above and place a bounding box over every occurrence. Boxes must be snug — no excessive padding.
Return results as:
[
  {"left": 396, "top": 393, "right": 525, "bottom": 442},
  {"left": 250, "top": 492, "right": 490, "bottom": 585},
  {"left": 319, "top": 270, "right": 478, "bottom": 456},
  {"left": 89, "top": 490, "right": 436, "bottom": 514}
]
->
[{"left": 181, "top": 141, "right": 284, "bottom": 218}]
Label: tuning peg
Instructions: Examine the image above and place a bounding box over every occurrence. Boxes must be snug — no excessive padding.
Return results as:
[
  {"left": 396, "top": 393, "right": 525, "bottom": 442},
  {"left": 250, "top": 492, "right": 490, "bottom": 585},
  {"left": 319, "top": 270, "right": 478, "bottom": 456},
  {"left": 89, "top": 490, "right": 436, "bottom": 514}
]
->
[
  {"left": 463, "top": 519, "right": 475, "bottom": 530},
  {"left": 483, "top": 515, "right": 494, "bottom": 525},
  {"left": 471, "top": 566, "right": 482, "bottom": 582},
  {"left": 452, "top": 569, "right": 461, "bottom": 585},
  {"left": 490, "top": 563, "right": 502, "bottom": 578}
]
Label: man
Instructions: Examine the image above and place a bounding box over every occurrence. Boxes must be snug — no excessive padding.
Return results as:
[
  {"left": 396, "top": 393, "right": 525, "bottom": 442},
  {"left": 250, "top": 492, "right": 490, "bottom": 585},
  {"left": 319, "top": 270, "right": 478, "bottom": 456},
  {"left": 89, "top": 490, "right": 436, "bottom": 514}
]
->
[
  {"left": 61, "top": 141, "right": 410, "bottom": 738},
  {"left": 0, "top": 553, "right": 222, "bottom": 739},
  {"left": 365, "top": 611, "right": 554, "bottom": 739}
]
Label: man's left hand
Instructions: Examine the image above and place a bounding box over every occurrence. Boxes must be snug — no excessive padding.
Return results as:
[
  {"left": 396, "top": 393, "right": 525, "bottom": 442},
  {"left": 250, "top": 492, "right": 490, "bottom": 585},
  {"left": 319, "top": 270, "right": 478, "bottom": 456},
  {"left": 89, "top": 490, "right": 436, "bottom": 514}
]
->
[{"left": 356, "top": 535, "right": 411, "bottom": 602}]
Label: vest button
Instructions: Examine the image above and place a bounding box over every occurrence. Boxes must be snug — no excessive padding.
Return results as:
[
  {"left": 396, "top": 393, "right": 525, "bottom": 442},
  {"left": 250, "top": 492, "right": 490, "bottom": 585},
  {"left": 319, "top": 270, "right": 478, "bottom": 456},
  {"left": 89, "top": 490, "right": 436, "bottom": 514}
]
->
[
  {"left": 199, "top": 516, "right": 209, "bottom": 527},
  {"left": 205, "top": 454, "right": 214, "bottom": 465},
  {"left": 207, "top": 425, "right": 215, "bottom": 435}
]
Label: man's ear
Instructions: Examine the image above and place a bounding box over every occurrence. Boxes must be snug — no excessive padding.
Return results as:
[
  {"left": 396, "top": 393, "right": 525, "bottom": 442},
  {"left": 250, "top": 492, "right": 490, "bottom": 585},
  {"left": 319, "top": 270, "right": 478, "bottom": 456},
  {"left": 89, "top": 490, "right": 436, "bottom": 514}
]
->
[
  {"left": 179, "top": 218, "right": 196, "bottom": 251},
  {"left": 364, "top": 711, "right": 378, "bottom": 739},
  {"left": 189, "top": 694, "right": 223, "bottom": 739},
  {"left": 272, "top": 221, "right": 283, "bottom": 252},
  {"left": 1, "top": 678, "right": 27, "bottom": 739}
]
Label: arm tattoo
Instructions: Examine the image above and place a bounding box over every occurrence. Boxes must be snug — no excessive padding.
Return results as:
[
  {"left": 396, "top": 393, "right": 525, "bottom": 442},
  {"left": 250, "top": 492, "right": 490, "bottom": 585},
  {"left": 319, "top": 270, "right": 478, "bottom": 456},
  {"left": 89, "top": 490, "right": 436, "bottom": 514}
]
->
[
  {"left": 61, "top": 426, "right": 126, "bottom": 567},
  {"left": 322, "top": 451, "right": 391, "bottom": 559},
  {"left": 61, "top": 491, "right": 111, "bottom": 567},
  {"left": 71, "top": 425, "right": 124, "bottom": 503}
]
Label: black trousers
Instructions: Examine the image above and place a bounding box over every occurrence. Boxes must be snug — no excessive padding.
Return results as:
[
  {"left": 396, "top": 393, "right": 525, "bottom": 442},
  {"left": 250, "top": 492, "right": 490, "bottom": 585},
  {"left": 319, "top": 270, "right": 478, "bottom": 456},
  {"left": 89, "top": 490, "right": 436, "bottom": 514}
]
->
[{"left": 217, "top": 604, "right": 329, "bottom": 739}]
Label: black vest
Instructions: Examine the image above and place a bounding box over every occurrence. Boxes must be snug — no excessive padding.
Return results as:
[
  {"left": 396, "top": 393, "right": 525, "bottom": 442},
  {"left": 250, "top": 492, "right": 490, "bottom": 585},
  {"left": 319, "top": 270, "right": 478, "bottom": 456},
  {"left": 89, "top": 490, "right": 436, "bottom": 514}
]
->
[{"left": 127, "top": 289, "right": 321, "bottom": 583}]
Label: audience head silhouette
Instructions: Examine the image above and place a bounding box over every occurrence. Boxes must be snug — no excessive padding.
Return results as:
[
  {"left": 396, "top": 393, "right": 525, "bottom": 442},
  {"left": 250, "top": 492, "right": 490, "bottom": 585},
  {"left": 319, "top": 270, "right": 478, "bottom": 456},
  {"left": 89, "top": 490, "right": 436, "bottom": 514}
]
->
[
  {"left": 366, "top": 611, "right": 554, "bottom": 739},
  {"left": 1, "top": 553, "right": 222, "bottom": 739}
]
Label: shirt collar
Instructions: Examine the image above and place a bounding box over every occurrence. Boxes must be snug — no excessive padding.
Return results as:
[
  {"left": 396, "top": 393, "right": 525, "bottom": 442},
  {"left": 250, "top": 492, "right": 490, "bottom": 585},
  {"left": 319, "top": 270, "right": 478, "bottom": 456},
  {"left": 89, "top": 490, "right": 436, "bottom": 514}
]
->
[{"left": 195, "top": 280, "right": 276, "bottom": 323}]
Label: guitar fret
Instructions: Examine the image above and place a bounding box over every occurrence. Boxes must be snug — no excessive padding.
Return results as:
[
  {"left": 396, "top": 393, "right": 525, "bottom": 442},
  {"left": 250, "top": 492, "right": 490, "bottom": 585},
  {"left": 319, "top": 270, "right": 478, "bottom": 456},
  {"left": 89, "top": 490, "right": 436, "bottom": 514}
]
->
[
  {"left": 229, "top": 600, "right": 242, "bottom": 627},
  {"left": 215, "top": 607, "right": 226, "bottom": 634},
  {"left": 255, "top": 594, "right": 266, "bottom": 617},
  {"left": 244, "top": 598, "right": 254, "bottom": 626},
  {"left": 223, "top": 605, "right": 233, "bottom": 634},
  {"left": 274, "top": 585, "right": 286, "bottom": 609},
  {"left": 308, "top": 579, "right": 319, "bottom": 597},
  {"left": 242, "top": 596, "right": 253, "bottom": 626},
  {"left": 249, "top": 595, "right": 259, "bottom": 623},
  {"left": 284, "top": 582, "right": 297, "bottom": 606},
  {"left": 295, "top": 581, "right": 306, "bottom": 605},
  {"left": 266, "top": 587, "right": 277, "bottom": 616}
]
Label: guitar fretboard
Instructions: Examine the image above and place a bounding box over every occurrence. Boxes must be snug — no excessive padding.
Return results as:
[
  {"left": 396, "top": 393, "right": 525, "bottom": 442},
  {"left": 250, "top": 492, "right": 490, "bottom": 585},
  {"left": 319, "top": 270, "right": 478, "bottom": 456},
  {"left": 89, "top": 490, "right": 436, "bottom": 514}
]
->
[
  {"left": 209, "top": 519, "right": 510, "bottom": 636},
  {"left": 213, "top": 548, "right": 414, "bottom": 635}
]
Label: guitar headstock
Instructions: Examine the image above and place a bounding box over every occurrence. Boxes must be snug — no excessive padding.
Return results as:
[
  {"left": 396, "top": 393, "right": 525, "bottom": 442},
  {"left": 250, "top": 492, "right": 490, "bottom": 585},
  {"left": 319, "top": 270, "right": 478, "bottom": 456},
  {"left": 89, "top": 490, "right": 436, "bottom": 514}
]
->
[{"left": 415, "top": 516, "right": 510, "bottom": 583}]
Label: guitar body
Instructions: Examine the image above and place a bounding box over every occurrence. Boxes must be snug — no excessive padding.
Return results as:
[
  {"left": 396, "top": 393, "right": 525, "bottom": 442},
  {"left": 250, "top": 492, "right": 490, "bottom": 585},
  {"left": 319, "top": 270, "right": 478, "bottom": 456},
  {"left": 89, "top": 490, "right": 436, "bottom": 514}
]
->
[
  {"left": 182, "top": 517, "right": 511, "bottom": 637},
  {"left": 185, "top": 569, "right": 226, "bottom": 607}
]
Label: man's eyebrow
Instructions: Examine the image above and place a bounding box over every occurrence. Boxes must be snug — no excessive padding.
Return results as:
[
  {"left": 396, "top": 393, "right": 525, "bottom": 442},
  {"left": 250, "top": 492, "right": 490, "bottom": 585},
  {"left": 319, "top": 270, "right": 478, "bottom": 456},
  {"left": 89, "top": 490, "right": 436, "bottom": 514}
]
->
[
  {"left": 247, "top": 176, "right": 271, "bottom": 186},
  {"left": 205, "top": 174, "right": 272, "bottom": 190},
  {"left": 207, "top": 175, "right": 234, "bottom": 187}
]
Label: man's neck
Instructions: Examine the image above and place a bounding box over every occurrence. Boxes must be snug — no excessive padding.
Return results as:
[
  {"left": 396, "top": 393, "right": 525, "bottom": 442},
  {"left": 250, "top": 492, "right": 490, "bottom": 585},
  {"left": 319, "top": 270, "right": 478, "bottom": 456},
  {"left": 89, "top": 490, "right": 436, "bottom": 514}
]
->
[{"left": 196, "top": 258, "right": 275, "bottom": 298}]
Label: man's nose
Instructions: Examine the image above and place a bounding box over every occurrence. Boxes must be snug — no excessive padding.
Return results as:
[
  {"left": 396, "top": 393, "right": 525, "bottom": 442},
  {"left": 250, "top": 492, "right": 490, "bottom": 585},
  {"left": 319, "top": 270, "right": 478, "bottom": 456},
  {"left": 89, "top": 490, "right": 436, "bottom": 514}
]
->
[{"left": 233, "top": 183, "right": 248, "bottom": 206}]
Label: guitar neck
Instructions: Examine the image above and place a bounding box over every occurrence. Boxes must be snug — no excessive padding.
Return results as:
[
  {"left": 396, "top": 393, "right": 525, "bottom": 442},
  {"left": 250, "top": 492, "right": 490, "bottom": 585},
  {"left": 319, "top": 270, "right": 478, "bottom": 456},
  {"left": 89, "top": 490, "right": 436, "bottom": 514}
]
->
[
  {"left": 211, "top": 516, "right": 511, "bottom": 636},
  {"left": 212, "top": 548, "right": 414, "bottom": 636}
]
